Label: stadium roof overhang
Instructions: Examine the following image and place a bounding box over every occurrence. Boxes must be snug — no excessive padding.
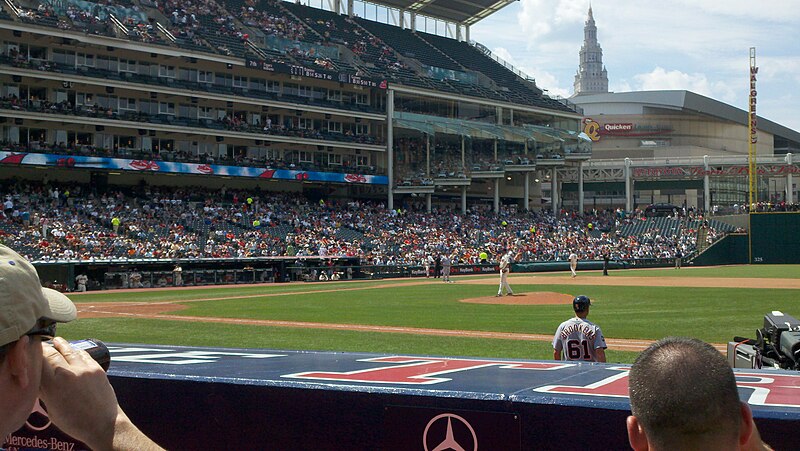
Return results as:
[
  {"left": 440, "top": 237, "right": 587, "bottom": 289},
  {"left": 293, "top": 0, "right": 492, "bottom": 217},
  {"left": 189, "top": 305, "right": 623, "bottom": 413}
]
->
[
  {"left": 571, "top": 90, "right": 800, "bottom": 147},
  {"left": 394, "top": 112, "right": 576, "bottom": 143},
  {"left": 371, "top": 0, "right": 517, "bottom": 25}
]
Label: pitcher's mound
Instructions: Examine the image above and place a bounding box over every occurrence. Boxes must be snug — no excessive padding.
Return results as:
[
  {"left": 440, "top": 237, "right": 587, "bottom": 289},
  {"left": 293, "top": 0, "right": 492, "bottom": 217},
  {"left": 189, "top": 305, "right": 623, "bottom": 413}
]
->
[{"left": 460, "top": 292, "right": 573, "bottom": 305}]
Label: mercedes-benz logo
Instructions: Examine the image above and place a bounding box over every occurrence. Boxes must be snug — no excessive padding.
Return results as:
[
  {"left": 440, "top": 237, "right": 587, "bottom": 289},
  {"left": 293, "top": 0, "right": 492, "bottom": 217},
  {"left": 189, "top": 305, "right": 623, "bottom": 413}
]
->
[
  {"left": 25, "top": 398, "right": 52, "bottom": 431},
  {"left": 423, "top": 413, "right": 478, "bottom": 451}
]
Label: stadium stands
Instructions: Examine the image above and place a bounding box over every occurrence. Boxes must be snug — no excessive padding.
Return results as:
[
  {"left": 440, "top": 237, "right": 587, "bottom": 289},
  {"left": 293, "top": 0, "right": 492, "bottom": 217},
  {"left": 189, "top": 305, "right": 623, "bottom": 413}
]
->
[
  {"left": 0, "top": 180, "right": 735, "bottom": 265},
  {"left": 0, "top": 0, "right": 597, "bottom": 256}
]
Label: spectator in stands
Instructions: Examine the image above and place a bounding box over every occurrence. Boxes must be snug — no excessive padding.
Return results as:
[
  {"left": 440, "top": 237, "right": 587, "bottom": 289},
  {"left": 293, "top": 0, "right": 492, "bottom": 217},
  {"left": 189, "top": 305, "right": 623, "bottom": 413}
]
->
[
  {"left": 627, "top": 337, "right": 772, "bottom": 451},
  {"left": 0, "top": 180, "right": 733, "bottom": 266},
  {"left": 0, "top": 245, "right": 163, "bottom": 450}
]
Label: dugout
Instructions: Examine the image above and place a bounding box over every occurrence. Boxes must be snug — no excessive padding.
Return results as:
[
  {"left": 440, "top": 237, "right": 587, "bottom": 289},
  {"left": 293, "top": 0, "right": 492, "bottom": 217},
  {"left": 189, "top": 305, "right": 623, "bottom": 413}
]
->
[{"left": 33, "top": 256, "right": 362, "bottom": 290}]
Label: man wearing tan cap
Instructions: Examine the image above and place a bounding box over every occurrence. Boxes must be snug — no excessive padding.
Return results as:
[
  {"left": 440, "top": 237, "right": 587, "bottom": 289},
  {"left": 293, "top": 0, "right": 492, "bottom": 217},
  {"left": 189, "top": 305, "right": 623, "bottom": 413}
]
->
[{"left": 0, "top": 245, "right": 162, "bottom": 450}]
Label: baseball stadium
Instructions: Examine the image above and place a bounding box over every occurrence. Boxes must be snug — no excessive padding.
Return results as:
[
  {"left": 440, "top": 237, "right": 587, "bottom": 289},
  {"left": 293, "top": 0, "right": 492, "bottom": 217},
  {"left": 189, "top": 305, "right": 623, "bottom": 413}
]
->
[{"left": 0, "top": 0, "right": 798, "bottom": 448}]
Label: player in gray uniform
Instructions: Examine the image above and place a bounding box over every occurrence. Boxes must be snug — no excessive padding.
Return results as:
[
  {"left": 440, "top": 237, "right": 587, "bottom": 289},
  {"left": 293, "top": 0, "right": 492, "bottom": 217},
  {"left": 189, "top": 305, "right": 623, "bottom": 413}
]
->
[
  {"left": 441, "top": 254, "right": 452, "bottom": 283},
  {"left": 553, "top": 295, "right": 607, "bottom": 362}
]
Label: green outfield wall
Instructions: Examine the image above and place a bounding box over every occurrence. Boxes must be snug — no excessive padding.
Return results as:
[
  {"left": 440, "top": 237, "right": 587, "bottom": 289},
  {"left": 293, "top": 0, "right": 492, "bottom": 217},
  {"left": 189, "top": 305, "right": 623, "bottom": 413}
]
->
[
  {"left": 750, "top": 212, "right": 800, "bottom": 264},
  {"left": 691, "top": 233, "right": 748, "bottom": 266}
]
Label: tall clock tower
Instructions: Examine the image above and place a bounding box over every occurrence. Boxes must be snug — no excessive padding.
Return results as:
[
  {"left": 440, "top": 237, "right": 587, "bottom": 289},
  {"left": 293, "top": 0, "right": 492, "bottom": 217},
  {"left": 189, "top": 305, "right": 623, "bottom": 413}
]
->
[{"left": 572, "top": 6, "right": 609, "bottom": 96}]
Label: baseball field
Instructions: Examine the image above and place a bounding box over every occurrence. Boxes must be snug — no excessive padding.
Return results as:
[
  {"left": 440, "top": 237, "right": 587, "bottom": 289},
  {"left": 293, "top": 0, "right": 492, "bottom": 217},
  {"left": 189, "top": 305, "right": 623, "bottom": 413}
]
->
[{"left": 58, "top": 265, "right": 800, "bottom": 364}]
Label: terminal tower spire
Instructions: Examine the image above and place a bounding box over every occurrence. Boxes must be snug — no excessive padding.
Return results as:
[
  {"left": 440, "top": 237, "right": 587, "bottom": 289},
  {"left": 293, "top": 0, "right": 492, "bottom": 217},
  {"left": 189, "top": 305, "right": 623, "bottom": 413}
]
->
[{"left": 572, "top": 5, "right": 609, "bottom": 96}]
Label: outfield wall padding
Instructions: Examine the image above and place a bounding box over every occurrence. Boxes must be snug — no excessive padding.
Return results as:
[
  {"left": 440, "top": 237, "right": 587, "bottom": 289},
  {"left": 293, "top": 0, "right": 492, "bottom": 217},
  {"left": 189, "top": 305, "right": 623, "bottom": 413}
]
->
[
  {"left": 750, "top": 212, "right": 800, "bottom": 264},
  {"left": 7, "top": 344, "right": 800, "bottom": 450},
  {"left": 691, "top": 233, "right": 749, "bottom": 266}
]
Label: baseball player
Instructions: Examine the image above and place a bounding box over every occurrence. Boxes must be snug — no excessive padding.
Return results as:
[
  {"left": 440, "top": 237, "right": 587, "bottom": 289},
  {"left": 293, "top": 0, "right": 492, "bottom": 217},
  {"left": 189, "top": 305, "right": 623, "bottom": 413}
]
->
[
  {"left": 496, "top": 249, "right": 514, "bottom": 296},
  {"left": 173, "top": 264, "right": 183, "bottom": 286},
  {"left": 553, "top": 295, "right": 607, "bottom": 362},
  {"left": 568, "top": 252, "right": 578, "bottom": 278},
  {"left": 441, "top": 253, "right": 452, "bottom": 283},
  {"left": 423, "top": 255, "right": 433, "bottom": 278},
  {"left": 75, "top": 273, "right": 88, "bottom": 292}
]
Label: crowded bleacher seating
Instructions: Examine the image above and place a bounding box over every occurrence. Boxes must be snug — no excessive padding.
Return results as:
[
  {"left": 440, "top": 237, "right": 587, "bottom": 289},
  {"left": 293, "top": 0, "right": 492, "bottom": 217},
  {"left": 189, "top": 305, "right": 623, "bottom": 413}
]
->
[
  {"left": 0, "top": 180, "right": 739, "bottom": 265},
  {"left": 0, "top": 0, "right": 575, "bottom": 109}
]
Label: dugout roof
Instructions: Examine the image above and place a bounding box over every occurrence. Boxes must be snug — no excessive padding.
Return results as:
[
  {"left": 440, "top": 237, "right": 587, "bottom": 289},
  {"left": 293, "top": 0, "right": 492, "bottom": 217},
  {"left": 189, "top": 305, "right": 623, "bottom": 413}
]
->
[{"left": 370, "top": 0, "right": 517, "bottom": 25}]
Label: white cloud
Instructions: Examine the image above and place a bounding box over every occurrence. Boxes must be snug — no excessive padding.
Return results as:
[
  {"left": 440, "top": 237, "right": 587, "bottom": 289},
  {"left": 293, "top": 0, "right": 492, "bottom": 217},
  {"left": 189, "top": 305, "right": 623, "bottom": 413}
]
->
[
  {"left": 515, "top": 0, "right": 589, "bottom": 41},
  {"left": 471, "top": 0, "right": 800, "bottom": 131},
  {"left": 516, "top": 0, "right": 553, "bottom": 40},
  {"left": 491, "top": 46, "right": 571, "bottom": 98},
  {"left": 491, "top": 47, "right": 516, "bottom": 66},
  {"left": 631, "top": 67, "right": 736, "bottom": 103}
]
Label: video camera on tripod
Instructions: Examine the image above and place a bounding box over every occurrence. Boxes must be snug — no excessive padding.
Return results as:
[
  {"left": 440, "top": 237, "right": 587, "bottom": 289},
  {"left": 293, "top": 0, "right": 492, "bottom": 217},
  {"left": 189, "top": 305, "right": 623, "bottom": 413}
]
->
[{"left": 728, "top": 311, "right": 800, "bottom": 370}]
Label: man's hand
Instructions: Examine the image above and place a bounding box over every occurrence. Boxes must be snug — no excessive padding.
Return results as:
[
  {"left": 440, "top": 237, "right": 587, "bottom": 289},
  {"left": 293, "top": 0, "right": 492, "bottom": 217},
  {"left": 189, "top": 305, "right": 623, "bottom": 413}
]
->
[{"left": 40, "top": 337, "right": 163, "bottom": 451}]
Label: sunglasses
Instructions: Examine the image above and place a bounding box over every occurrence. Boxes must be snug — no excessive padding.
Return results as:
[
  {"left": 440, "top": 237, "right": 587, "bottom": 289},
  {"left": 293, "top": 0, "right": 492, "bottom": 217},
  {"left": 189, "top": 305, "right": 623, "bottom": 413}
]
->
[
  {"left": 0, "top": 319, "right": 57, "bottom": 353},
  {"left": 26, "top": 319, "right": 57, "bottom": 342}
]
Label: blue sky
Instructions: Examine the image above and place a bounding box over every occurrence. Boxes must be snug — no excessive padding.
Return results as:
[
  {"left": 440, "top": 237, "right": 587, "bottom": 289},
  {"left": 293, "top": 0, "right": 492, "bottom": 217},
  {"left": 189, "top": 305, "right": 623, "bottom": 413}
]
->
[{"left": 469, "top": 0, "right": 800, "bottom": 132}]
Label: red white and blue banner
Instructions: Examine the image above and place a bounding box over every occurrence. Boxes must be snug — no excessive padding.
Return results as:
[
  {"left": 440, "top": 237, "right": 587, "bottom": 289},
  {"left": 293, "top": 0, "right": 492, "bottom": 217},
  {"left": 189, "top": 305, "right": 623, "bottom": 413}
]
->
[{"left": 0, "top": 151, "right": 388, "bottom": 185}]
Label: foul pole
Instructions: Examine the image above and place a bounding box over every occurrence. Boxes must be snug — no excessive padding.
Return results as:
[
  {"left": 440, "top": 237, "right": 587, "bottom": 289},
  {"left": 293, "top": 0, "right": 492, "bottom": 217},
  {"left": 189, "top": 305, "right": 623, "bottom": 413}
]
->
[
  {"left": 748, "top": 48, "right": 758, "bottom": 207},
  {"left": 748, "top": 47, "right": 758, "bottom": 263}
]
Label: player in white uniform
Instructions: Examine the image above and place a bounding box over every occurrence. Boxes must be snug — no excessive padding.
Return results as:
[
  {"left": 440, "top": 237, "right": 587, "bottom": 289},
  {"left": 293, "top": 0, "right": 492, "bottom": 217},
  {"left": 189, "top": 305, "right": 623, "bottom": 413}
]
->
[
  {"left": 496, "top": 249, "right": 514, "bottom": 296},
  {"left": 553, "top": 295, "right": 607, "bottom": 362},
  {"left": 423, "top": 255, "right": 432, "bottom": 278},
  {"left": 568, "top": 252, "right": 578, "bottom": 278}
]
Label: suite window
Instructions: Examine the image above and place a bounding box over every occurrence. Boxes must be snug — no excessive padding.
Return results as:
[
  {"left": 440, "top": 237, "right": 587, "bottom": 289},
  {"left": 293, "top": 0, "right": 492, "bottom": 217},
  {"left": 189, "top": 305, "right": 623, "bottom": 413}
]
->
[
  {"left": 77, "top": 53, "right": 95, "bottom": 67},
  {"left": 52, "top": 49, "right": 75, "bottom": 66},
  {"left": 119, "top": 98, "right": 137, "bottom": 111},
  {"left": 266, "top": 80, "right": 280, "bottom": 93},
  {"left": 327, "top": 90, "right": 342, "bottom": 101},
  {"left": 97, "top": 56, "right": 118, "bottom": 72},
  {"left": 297, "top": 85, "right": 311, "bottom": 98},
  {"left": 298, "top": 117, "right": 312, "bottom": 129},
  {"left": 198, "top": 71, "right": 213, "bottom": 83},
  {"left": 159, "top": 102, "right": 175, "bottom": 115},
  {"left": 328, "top": 121, "right": 342, "bottom": 133},
  {"left": 298, "top": 151, "right": 313, "bottom": 163},
  {"left": 119, "top": 59, "right": 137, "bottom": 73},
  {"left": 116, "top": 135, "right": 137, "bottom": 149},
  {"left": 159, "top": 65, "right": 176, "bottom": 78}
]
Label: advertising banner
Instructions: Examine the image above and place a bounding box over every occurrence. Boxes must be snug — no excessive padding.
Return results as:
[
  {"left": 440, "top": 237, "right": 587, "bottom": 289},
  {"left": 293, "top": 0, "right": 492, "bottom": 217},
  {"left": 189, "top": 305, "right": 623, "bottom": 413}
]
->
[
  {"left": 246, "top": 58, "right": 387, "bottom": 90},
  {"left": 0, "top": 151, "right": 389, "bottom": 185}
]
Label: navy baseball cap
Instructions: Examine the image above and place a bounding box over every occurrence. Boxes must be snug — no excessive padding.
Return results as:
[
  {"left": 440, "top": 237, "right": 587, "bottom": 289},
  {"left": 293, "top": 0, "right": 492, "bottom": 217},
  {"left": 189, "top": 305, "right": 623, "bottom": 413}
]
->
[{"left": 573, "top": 295, "right": 591, "bottom": 312}]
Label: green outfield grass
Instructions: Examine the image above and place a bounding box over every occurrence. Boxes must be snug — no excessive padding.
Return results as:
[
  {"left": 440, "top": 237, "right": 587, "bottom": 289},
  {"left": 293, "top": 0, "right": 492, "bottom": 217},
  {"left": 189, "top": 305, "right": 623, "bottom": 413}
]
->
[{"left": 57, "top": 265, "right": 800, "bottom": 364}]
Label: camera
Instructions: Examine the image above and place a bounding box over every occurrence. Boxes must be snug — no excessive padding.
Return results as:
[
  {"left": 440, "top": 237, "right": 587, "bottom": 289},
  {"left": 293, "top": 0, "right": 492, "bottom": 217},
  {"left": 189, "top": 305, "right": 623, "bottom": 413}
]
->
[
  {"left": 49, "top": 339, "right": 111, "bottom": 371},
  {"left": 728, "top": 311, "right": 800, "bottom": 370}
]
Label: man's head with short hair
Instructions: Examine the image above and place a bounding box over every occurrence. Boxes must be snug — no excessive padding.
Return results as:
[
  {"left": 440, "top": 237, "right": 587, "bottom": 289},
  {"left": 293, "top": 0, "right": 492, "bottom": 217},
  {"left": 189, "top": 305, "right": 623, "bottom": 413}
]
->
[{"left": 627, "top": 337, "right": 752, "bottom": 451}]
